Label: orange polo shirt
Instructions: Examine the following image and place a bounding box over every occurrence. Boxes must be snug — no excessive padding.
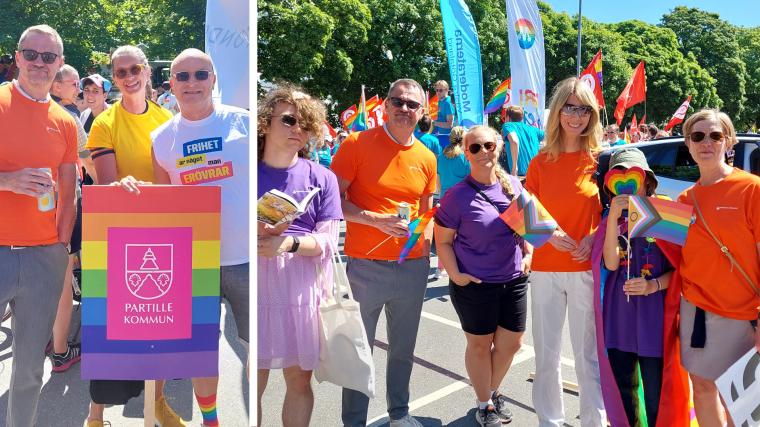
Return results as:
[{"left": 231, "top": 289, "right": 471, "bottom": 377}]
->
[
  {"left": 525, "top": 150, "right": 601, "bottom": 272},
  {"left": 331, "top": 126, "right": 437, "bottom": 260},
  {"left": 678, "top": 169, "right": 760, "bottom": 321}
]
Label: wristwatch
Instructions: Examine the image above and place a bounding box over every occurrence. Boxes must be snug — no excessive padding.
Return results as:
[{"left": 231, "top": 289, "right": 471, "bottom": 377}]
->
[{"left": 287, "top": 236, "right": 300, "bottom": 253}]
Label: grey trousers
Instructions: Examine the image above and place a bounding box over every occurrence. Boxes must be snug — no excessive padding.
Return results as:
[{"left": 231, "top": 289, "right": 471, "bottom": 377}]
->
[
  {"left": 341, "top": 257, "right": 430, "bottom": 427},
  {"left": 0, "top": 244, "right": 68, "bottom": 427}
]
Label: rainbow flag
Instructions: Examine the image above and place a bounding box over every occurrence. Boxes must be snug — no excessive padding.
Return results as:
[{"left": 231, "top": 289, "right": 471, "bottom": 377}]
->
[
  {"left": 341, "top": 104, "right": 358, "bottom": 128},
  {"left": 399, "top": 207, "right": 437, "bottom": 264},
  {"left": 484, "top": 78, "right": 511, "bottom": 114},
  {"left": 499, "top": 190, "right": 557, "bottom": 248},
  {"left": 350, "top": 86, "right": 368, "bottom": 132},
  {"left": 628, "top": 196, "right": 693, "bottom": 245},
  {"left": 81, "top": 185, "right": 221, "bottom": 380}
]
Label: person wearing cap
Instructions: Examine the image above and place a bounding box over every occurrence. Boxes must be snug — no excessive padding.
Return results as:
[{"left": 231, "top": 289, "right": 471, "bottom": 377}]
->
[
  {"left": 79, "top": 73, "right": 111, "bottom": 133},
  {"left": 157, "top": 80, "right": 179, "bottom": 114},
  {"left": 592, "top": 147, "right": 687, "bottom": 427}
]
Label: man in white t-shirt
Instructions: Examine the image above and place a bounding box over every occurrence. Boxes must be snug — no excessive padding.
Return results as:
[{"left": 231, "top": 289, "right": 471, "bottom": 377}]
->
[{"left": 120, "top": 48, "right": 248, "bottom": 427}]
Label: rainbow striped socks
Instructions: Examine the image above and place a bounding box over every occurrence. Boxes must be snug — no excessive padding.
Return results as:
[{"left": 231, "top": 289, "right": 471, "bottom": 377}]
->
[{"left": 195, "top": 392, "right": 219, "bottom": 426}]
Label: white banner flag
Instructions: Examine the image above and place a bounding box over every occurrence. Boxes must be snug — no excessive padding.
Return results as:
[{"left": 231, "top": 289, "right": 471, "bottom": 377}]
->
[
  {"left": 505, "top": 0, "right": 546, "bottom": 129},
  {"left": 205, "top": 0, "right": 249, "bottom": 109},
  {"left": 716, "top": 349, "right": 760, "bottom": 427}
]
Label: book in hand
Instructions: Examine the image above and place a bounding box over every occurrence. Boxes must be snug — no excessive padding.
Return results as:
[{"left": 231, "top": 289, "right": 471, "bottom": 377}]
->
[{"left": 257, "top": 187, "right": 320, "bottom": 226}]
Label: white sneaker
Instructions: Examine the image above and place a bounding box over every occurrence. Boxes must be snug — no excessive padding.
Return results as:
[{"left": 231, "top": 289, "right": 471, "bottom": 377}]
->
[{"left": 389, "top": 414, "right": 424, "bottom": 427}]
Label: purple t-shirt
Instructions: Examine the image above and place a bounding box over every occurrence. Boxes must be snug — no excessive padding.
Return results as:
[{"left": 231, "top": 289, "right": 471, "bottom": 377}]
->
[
  {"left": 603, "top": 232, "right": 672, "bottom": 358},
  {"left": 435, "top": 175, "right": 524, "bottom": 282},
  {"left": 257, "top": 158, "right": 343, "bottom": 235}
]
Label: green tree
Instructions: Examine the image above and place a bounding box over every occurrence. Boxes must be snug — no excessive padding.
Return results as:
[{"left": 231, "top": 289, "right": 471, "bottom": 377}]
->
[
  {"left": 661, "top": 6, "right": 748, "bottom": 126},
  {"left": 737, "top": 27, "right": 760, "bottom": 129}
]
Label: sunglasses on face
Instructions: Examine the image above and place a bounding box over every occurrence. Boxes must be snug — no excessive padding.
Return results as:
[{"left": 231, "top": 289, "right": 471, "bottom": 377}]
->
[
  {"left": 389, "top": 97, "right": 422, "bottom": 111},
  {"left": 435, "top": 88, "right": 447, "bottom": 93},
  {"left": 173, "top": 70, "right": 212, "bottom": 82},
  {"left": 689, "top": 131, "right": 725, "bottom": 143},
  {"left": 272, "top": 113, "right": 305, "bottom": 129},
  {"left": 113, "top": 63, "right": 145, "bottom": 79},
  {"left": 20, "top": 49, "right": 58, "bottom": 64},
  {"left": 467, "top": 141, "right": 497, "bottom": 154},
  {"left": 561, "top": 104, "right": 593, "bottom": 117}
]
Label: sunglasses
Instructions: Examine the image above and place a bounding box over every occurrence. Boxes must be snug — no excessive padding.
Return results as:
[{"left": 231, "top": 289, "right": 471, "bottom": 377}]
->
[
  {"left": 689, "top": 131, "right": 725, "bottom": 143},
  {"left": 561, "top": 104, "right": 593, "bottom": 117},
  {"left": 389, "top": 97, "right": 422, "bottom": 111},
  {"left": 467, "top": 141, "right": 497, "bottom": 154},
  {"left": 20, "top": 49, "right": 58, "bottom": 64},
  {"left": 113, "top": 63, "right": 146, "bottom": 79},
  {"left": 173, "top": 70, "right": 212, "bottom": 82},
  {"left": 272, "top": 113, "right": 304, "bottom": 129}
]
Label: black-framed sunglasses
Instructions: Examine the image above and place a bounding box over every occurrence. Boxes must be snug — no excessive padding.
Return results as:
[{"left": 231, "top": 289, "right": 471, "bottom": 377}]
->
[
  {"left": 272, "top": 113, "right": 302, "bottom": 129},
  {"left": 173, "top": 70, "right": 212, "bottom": 82},
  {"left": 113, "top": 63, "right": 146, "bottom": 79},
  {"left": 561, "top": 104, "right": 593, "bottom": 117},
  {"left": 467, "top": 141, "right": 497, "bottom": 154},
  {"left": 689, "top": 131, "right": 725, "bottom": 143},
  {"left": 389, "top": 97, "right": 422, "bottom": 111},
  {"left": 20, "top": 49, "right": 58, "bottom": 64}
]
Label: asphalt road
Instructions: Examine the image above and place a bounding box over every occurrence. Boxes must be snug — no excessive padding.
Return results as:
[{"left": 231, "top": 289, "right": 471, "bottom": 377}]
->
[
  {"left": 260, "top": 251, "right": 585, "bottom": 427},
  {"left": 0, "top": 300, "right": 249, "bottom": 426}
]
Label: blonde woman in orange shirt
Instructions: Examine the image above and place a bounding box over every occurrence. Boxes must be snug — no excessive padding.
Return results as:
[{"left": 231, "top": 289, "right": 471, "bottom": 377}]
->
[
  {"left": 524, "top": 77, "right": 605, "bottom": 427},
  {"left": 676, "top": 109, "right": 760, "bottom": 427}
]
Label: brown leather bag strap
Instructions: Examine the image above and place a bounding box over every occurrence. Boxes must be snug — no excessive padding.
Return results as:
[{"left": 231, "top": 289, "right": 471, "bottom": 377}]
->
[{"left": 690, "top": 190, "right": 760, "bottom": 301}]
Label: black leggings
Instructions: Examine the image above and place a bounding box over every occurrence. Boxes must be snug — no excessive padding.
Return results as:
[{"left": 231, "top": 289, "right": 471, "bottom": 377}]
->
[{"left": 607, "top": 348, "right": 663, "bottom": 427}]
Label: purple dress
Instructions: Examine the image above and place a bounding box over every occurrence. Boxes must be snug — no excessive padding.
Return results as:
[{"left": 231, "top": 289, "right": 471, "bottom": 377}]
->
[
  {"left": 257, "top": 158, "right": 343, "bottom": 370},
  {"left": 603, "top": 227, "right": 672, "bottom": 357}
]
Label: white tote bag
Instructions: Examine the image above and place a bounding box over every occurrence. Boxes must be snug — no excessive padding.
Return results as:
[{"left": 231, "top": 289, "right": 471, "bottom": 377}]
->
[{"left": 314, "top": 243, "right": 375, "bottom": 398}]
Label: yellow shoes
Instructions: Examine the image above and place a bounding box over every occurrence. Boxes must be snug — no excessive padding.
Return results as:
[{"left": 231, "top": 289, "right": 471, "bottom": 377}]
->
[{"left": 155, "top": 395, "right": 187, "bottom": 427}]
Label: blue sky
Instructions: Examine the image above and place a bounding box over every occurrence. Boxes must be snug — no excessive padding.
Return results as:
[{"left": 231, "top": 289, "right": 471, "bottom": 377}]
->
[{"left": 544, "top": 0, "right": 758, "bottom": 27}]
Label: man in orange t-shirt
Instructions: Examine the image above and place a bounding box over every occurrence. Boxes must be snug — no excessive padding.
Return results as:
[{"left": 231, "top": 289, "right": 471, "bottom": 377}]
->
[
  {"left": 331, "top": 78, "right": 436, "bottom": 427},
  {"left": 0, "top": 25, "right": 77, "bottom": 426}
]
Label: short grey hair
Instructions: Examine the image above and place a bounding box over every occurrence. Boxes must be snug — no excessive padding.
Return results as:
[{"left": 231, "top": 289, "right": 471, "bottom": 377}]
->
[
  {"left": 54, "top": 64, "right": 79, "bottom": 81},
  {"left": 17, "top": 25, "right": 64, "bottom": 55},
  {"left": 111, "top": 45, "right": 148, "bottom": 67},
  {"left": 387, "top": 78, "right": 425, "bottom": 103}
]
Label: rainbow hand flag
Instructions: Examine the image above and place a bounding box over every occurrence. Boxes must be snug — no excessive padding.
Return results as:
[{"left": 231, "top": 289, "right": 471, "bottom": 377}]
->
[
  {"left": 484, "top": 78, "right": 511, "bottom": 114},
  {"left": 398, "top": 207, "right": 437, "bottom": 264},
  {"left": 350, "top": 86, "right": 368, "bottom": 132},
  {"left": 628, "top": 196, "right": 693, "bottom": 245},
  {"left": 499, "top": 190, "right": 557, "bottom": 248}
]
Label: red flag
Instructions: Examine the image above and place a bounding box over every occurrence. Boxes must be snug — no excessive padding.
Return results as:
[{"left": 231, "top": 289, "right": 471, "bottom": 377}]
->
[
  {"left": 639, "top": 114, "right": 647, "bottom": 126},
  {"left": 580, "top": 50, "right": 605, "bottom": 107},
  {"left": 614, "top": 61, "right": 647, "bottom": 125},
  {"left": 664, "top": 96, "right": 692, "bottom": 132},
  {"left": 324, "top": 120, "right": 337, "bottom": 139},
  {"left": 630, "top": 113, "right": 637, "bottom": 133}
]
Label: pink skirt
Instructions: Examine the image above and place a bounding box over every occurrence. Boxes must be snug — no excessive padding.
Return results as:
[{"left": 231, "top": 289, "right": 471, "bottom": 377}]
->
[{"left": 257, "top": 220, "right": 339, "bottom": 370}]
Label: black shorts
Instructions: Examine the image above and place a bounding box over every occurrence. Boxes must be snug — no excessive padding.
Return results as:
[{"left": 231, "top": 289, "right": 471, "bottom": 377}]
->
[
  {"left": 69, "top": 197, "right": 82, "bottom": 254},
  {"left": 89, "top": 380, "right": 144, "bottom": 404},
  {"left": 449, "top": 275, "right": 528, "bottom": 335}
]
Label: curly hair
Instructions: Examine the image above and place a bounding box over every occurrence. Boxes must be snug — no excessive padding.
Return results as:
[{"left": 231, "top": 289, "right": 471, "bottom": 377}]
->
[{"left": 257, "top": 83, "right": 326, "bottom": 159}]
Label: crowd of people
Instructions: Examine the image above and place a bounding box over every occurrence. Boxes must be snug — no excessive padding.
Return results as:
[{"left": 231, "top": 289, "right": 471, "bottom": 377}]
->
[
  {"left": 257, "top": 73, "right": 760, "bottom": 427},
  {"left": 0, "top": 24, "right": 248, "bottom": 427}
]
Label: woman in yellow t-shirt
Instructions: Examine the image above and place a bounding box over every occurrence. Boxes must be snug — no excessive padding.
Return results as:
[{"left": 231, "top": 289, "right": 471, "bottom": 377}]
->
[
  {"left": 524, "top": 77, "right": 605, "bottom": 427},
  {"left": 677, "top": 109, "right": 760, "bottom": 426}
]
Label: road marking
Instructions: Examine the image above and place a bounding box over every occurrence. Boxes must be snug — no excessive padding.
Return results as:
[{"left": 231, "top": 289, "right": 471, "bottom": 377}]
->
[
  {"left": 367, "top": 381, "right": 470, "bottom": 426},
  {"left": 420, "top": 310, "right": 575, "bottom": 367}
]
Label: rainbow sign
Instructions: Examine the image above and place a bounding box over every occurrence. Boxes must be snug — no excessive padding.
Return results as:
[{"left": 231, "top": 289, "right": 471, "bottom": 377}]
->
[
  {"left": 514, "top": 18, "right": 536, "bottom": 49},
  {"left": 484, "top": 78, "right": 511, "bottom": 114},
  {"left": 499, "top": 190, "right": 557, "bottom": 248},
  {"left": 604, "top": 166, "right": 645, "bottom": 196},
  {"left": 399, "top": 207, "right": 437, "bottom": 264},
  {"left": 81, "top": 186, "right": 221, "bottom": 380},
  {"left": 628, "top": 195, "right": 693, "bottom": 246}
]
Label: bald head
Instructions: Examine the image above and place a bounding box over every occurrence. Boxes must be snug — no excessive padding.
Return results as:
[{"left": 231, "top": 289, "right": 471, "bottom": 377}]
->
[{"left": 171, "top": 48, "right": 214, "bottom": 74}]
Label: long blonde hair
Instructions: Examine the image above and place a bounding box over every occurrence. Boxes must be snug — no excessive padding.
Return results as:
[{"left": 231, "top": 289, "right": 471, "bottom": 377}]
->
[
  {"left": 464, "top": 126, "right": 515, "bottom": 198},
  {"left": 542, "top": 76, "right": 602, "bottom": 162},
  {"left": 443, "top": 126, "right": 465, "bottom": 158}
]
